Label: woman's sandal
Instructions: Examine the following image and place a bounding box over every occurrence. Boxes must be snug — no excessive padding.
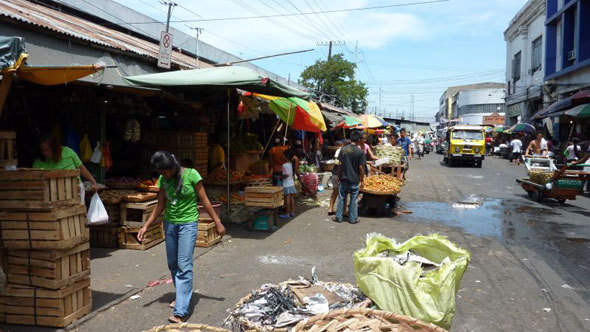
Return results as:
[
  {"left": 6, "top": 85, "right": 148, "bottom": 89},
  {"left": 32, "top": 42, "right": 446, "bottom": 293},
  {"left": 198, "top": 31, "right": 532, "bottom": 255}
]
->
[
  {"left": 168, "top": 315, "right": 184, "bottom": 323},
  {"left": 169, "top": 300, "right": 175, "bottom": 308}
]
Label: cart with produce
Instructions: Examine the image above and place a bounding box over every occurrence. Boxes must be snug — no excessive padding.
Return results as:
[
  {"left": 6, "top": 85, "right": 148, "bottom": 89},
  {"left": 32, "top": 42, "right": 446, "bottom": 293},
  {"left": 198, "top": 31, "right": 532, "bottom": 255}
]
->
[
  {"left": 359, "top": 175, "right": 404, "bottom": 215},
  {"left": 516, "top": 162, "right": 590, "bottom": 203},
  {"left": 372, "top": 145, "right": 408, "bottom": 179}
]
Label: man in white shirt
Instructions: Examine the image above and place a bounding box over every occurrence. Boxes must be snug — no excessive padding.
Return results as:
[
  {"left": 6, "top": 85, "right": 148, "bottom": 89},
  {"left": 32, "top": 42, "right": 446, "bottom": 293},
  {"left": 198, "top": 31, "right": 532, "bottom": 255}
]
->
[
  {"left": 416, "top": 134, "right": 425, "bottom": 159},
  {"left": 510, "top": 135, "right": 523, "bottom": 165}
]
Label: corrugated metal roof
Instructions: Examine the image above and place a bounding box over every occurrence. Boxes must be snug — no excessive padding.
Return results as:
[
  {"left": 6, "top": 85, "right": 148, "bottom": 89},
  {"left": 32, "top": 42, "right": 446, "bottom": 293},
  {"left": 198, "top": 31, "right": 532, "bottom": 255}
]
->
[{"left": 0, "top": 0, "right": 212, "bottom": 69}]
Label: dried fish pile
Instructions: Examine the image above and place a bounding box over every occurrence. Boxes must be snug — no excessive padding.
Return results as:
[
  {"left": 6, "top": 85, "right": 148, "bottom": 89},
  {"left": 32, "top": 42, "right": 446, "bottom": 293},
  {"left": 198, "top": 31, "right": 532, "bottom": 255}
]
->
[{"left": 225, "top": 276, "right": 370, "bottom": 332}]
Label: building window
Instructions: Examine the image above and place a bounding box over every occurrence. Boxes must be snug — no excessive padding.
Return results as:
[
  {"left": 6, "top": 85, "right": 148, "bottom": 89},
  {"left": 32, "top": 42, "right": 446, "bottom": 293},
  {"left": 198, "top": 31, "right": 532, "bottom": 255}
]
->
[
  {"left": 531, "top": 37, "right": 542, "bottom": 72},
  {"left": 512, "top": 52, "right": 521, "bottom": 81}
]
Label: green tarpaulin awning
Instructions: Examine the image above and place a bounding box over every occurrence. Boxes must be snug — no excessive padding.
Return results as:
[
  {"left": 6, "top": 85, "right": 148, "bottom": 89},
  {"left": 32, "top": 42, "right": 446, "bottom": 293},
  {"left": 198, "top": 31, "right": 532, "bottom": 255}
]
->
[{"left": 124, "top": 66, "right": 310, "bottom": 99}]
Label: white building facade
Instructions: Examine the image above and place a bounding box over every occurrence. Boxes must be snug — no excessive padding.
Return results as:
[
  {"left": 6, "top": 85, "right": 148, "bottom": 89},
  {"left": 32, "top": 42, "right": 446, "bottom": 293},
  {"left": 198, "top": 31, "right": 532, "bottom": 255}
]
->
[
  {"left": 504, "top": 0, "right": 546, "bottom": 125},
  {"left": 452, "top": 88, "right": 506, "bottom": 126}
]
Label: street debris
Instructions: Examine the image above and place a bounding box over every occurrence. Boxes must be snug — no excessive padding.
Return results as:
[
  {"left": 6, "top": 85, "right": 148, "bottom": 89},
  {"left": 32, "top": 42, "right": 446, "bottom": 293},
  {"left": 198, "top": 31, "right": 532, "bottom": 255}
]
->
[
  {"left": 561, "top": 284, "right": 574, "bottom": 290},
  {"left": 130, "top": 295, "right": 141, "bottom": 300},
  {"left": 224, "top": 270, "right": 369, "bottom": 331},
  {"left": 453, "top": 195, "right": 483, "bottom": 209},
  {"left": 542, "top": 308, "right": 552, "bottom": 313}
]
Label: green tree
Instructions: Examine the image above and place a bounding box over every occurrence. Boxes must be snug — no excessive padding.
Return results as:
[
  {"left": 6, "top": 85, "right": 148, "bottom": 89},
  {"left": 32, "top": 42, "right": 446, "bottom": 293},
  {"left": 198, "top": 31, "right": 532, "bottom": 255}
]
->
[{"left": 299, "top": 54, "right": 368, "bottom": 114}]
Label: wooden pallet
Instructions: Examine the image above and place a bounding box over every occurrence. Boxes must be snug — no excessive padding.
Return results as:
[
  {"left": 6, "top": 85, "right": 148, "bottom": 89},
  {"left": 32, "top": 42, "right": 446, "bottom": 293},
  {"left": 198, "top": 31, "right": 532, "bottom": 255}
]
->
[
  {"left": 0, "top": 205, "right": 89, "bottom": 250},
  {"left": 0, "top": 169, "right": 80, "bottom": 210},
  {"left": 6, "top": 243, "right": 90, "bottom": 289},
  {"left": 196, "top": 221, "right": 221, "bottom": 248},
  {"left": 118, "top": 223, "right": 164, "bottom": 250},
  {"left": 244, "top": 186, "right": 284, "bottom": 208},
  {"left": 89, "top": 224, "right": 119, "bottom": 248},
  {"left": 0, "top": 131, "right": 17, "bottom": 168},
  {"left": 0, "top": 278, "right": 91, "bottom": 328},
  {"left": 120, "top": 199, "right": 163, "bottom": 227}
]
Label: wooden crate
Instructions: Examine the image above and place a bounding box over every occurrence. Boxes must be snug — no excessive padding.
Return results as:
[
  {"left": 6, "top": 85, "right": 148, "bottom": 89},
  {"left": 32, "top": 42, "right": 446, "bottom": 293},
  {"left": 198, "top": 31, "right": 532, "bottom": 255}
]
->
[
  {"left": 89, "top": 224, "right": 119, "bottom": 248},
  {"left": 120, "top": 199, "right": 163, "bottom": 227},
  {"left": 0, "top": 131, "right": 17, "bottom": 168},
  {"left": 0, "top": 169, "right": 80, "bottom": 210},
  {"left": 0, "top": 278, "right": 91, "bottom": 328},
  {"left": 196, "top": 221, "right": 221, "bottom": 248},
  {"left": 105, "top": 203, "right": 121, "bottom": 225},
  {"left": 6, "top": 243, "right": 90, "bottom": 289},
  {"left": 0, "top": 205, "right": 88, "bottom": 250},
  {"left": 118, "top": 223, "right": 164, "bottom": 250},
  {"left": 245, "top": 186, "right": 284, "bottom": 208}
]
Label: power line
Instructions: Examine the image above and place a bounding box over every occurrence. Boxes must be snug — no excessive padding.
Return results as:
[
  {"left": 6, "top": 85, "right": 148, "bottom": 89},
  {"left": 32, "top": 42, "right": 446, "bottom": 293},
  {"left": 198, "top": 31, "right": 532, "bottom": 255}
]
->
[
  {"left": 100, "top": 0, "right": 451, "bottom": 25},
  {"left": 176, "top": 1, "right": 202, "bottom": 18}
]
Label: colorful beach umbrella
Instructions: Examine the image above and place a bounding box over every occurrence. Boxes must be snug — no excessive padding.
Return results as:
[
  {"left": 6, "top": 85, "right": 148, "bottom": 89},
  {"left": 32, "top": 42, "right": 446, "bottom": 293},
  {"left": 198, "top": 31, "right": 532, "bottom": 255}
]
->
[
  {"left": 508, "top": 123, "right": 536, "bottom": 134},
  {"left": 358, "top": 114, "right": 390, "bottom": 128},
  {"left": 332, "top": 115, "right": 362, "bottom": 130},
  {"left": 250, "top": 93, "right": 327, "bottom": 132},
  {"left": 493, "top": 125, "right": 506, "bottom": 133},
  {"left": 565, "top": 103, "right": 590, "bottom": 118}
]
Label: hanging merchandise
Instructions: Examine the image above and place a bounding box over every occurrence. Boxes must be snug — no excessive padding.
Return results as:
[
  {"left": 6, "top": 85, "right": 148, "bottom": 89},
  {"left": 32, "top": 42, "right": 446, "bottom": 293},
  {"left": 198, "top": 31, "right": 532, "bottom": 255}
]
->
[
  {"left": 90, "top": 141, "right": 102, "bottom": 164},
  {"left": 124, "top": 118, "right": 142, "bottom": 143},
  {"left": 79, "top": 134, "right": 92, "bottom": 162},
  {"left": 101, "top": 141, "right": 113, "bottom": 171}
]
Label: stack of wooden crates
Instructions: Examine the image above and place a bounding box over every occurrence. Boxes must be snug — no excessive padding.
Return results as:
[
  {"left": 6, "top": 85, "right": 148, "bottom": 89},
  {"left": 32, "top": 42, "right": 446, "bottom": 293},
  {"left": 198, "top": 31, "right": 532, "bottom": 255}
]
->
[
  {"left": 141, "top": 131, "right": 209, "bottom": 178},
  {"left": 196, "top": 202, "right": 222, "bottom": 248},
  {"left": 0, "top": 169, "right": 91, "bottom": 328},
  {"left": 244, "top": 186, "right": 284, "bottom": 232}
]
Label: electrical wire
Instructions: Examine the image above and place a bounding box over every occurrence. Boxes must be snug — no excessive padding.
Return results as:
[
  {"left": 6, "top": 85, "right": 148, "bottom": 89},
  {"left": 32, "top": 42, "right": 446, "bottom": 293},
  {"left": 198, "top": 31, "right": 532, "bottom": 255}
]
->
[{"left": 101, "top": 0, "right": 451, "bottom": 25}]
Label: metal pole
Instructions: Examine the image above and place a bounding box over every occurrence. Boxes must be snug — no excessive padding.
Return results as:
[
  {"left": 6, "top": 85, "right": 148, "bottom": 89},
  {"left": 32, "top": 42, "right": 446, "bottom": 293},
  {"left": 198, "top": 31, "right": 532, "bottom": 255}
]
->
[
  {"left": 165, "top": 1, "right": 175, "bottom": 33},
  {"left": 226, "top": 88, "right": 231, "bottom": 222}
]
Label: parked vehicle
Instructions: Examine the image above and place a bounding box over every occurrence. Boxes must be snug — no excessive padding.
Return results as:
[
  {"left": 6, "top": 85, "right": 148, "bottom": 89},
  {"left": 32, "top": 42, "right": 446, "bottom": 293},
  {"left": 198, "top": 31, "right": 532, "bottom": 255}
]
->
[{"left": 443, "top": 125, "right": 486, "bottom": 167}]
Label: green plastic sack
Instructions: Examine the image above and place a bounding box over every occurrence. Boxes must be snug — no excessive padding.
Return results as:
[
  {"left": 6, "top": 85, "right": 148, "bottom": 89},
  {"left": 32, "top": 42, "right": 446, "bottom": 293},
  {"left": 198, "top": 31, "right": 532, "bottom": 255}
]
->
[{"left": 354, "top": 233, "right": 470, "bottom": 329}]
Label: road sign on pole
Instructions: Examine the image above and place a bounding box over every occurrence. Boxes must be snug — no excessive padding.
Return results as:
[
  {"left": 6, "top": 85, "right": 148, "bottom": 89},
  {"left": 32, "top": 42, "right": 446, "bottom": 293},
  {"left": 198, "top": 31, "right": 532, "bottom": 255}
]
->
[{"left": 158, "top": 31, "right": 173, "bottom": 69}]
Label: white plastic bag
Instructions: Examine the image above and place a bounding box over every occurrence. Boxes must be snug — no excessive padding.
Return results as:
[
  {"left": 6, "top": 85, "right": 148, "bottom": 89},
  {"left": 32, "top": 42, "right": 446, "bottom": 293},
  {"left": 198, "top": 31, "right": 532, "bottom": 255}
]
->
[
  {"left": 90, "top": 142, "right": 102, "bottom": 164},
  {"left": 87, "top": 193, "right": 109, "bottom": 225},
  {"left": 79, "top": 181, "right": 85, "bottom": 205}
]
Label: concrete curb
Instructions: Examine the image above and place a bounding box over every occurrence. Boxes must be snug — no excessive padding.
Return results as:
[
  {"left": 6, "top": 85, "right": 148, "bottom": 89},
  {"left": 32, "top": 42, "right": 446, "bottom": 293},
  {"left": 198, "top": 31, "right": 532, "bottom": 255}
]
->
[{"left": 66, "top": 234, "right": 234, "bottom": 331}]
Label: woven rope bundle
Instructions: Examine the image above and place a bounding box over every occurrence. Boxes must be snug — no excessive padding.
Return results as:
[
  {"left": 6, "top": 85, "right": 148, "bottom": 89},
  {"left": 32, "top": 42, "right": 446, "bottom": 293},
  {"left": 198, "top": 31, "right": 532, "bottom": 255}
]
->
[
  {"left": 144, "top": 323, "right": 232, "bottom": 332},
  {"left": 292, "top": 308, "right": 449, "bottom": 332}
]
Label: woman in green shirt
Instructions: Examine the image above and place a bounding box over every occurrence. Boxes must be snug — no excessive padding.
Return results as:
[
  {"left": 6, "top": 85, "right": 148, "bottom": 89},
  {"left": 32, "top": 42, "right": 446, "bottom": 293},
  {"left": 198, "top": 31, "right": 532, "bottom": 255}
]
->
[
  {"left": 138, "top": 151, "right": 225, "bottom": 323},
  {"left": 33, "top": 134, "right": 98, "bottom": 192}
]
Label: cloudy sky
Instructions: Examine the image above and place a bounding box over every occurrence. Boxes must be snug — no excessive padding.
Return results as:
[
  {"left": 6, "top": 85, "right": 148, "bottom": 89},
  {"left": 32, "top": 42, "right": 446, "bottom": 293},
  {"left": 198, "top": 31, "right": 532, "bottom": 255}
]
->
[{"left": 115, "top": 0, "right": 527, "bottom": 120}]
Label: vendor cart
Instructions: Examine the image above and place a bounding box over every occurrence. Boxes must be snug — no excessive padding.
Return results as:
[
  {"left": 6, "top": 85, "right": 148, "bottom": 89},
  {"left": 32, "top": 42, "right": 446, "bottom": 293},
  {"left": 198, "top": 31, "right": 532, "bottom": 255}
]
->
[
  {"left": 372, "top": 156, "right": 408, "bottom": 180},
  {"left": 358, "top": 188, "right": 399, "bottom": 215},
  {"left": 517, "top": 164, "right": 590, "bottom": 203}
]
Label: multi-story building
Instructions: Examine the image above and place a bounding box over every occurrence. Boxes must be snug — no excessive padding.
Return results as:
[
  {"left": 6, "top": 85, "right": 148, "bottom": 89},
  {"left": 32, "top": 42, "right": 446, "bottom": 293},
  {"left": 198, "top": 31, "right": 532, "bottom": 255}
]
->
[
  {"left": 504, "top": 0, "right": 546, "bottom": 125},
  {"left": 437, "top": 83, "right": 505, "bottom": 128},
  {"left": 545, "top": 0, "right": 590, "bottom": 98}
]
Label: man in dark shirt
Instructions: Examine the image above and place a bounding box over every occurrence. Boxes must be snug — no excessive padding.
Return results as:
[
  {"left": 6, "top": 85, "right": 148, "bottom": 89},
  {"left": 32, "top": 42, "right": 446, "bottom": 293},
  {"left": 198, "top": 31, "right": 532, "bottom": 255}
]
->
[{"left": 334, "top": 131, "right": 366, "bottom": 224}]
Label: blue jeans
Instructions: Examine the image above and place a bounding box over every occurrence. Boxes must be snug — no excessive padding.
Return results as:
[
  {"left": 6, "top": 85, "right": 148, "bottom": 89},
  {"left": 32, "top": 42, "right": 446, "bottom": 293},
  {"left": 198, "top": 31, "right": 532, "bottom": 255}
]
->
[
  {"left": 336, "top": 180, "right": 359, "bottom": 222},
  {"left": 164, "top": 221, "right": 198, "bottom": 317}
]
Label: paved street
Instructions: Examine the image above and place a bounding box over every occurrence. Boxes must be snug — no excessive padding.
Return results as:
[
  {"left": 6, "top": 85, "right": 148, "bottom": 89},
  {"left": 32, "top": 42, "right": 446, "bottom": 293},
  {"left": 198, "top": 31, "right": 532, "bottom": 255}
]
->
[{"left": 4, "top": 153, "right": 590, "bottom": 332}]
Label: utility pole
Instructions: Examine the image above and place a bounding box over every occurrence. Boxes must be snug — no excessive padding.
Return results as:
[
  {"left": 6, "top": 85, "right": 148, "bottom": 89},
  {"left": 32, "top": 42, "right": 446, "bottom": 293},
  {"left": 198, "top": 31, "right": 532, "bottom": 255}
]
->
[
  {"left": 161, "top": 1, "right": 177, "bottom": 33},
  {"left": 317, "top": 41, "right": 345, "bottom": 60},
  {"left": 187, "top": 26, "right": 203, "bottom": 67},
  {"left": 379, "top": 85, "right": 383, "bottom": 115},
  {"left": 410, "top": 93, "right": 414, "bottom": 121},
  {"left": 354, "top": 41, "right": 358, "bottom": 76}
]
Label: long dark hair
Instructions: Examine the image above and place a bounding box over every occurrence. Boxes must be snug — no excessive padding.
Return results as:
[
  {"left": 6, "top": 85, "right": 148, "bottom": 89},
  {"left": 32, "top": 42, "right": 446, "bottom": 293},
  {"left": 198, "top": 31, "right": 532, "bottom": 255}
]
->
[
  {"left": 39, "top": 133, "right": 62, "bottom": 162},
  {"left": 151, "top": 151, "right": 183, "bottom": 196}
]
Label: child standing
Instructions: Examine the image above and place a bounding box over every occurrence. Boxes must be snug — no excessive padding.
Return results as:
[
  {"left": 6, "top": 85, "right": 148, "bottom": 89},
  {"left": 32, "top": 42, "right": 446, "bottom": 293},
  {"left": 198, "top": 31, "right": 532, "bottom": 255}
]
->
[{"left": 280, "top": 150, "right": 296, "bottom": 219}]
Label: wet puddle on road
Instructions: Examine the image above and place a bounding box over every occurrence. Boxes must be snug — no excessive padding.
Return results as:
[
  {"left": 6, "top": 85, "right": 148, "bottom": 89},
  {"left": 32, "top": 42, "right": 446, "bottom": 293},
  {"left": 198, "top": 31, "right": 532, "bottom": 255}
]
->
[
  {"left": 399, "top": 198, "right": 559, "bottom": 241},
  {"left": 401, "top": 200, "right": 504, "bottom": 238}
]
